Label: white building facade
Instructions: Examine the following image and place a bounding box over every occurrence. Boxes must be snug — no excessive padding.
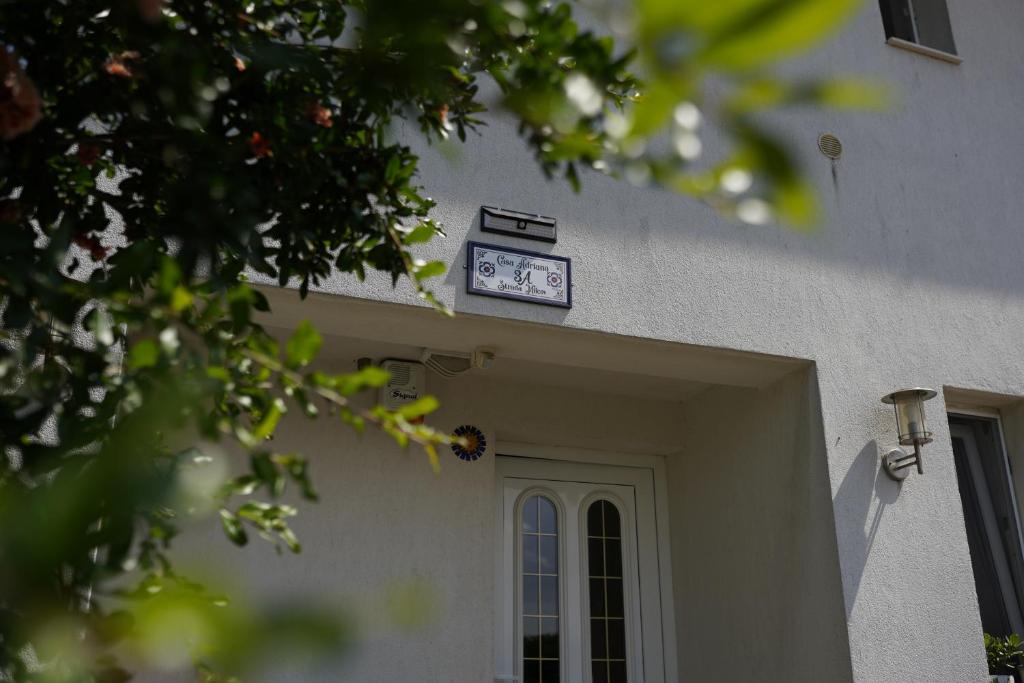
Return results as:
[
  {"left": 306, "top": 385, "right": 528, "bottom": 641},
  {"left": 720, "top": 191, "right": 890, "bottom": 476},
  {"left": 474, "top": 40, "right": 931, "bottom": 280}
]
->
[{"left": 192, "top": 1, "right": 1024, "bottom": 681}]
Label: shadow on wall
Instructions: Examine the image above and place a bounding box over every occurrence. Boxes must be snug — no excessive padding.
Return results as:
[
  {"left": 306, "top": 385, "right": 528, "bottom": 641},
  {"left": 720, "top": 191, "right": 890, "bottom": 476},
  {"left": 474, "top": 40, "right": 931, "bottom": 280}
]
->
[{"left": 832, "top": 440, "right": 901, "bottom": 619}]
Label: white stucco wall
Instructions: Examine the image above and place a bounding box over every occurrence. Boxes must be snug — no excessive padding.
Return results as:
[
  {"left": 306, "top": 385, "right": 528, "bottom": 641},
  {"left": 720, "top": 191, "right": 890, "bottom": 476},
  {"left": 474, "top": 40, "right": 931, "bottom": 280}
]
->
[
  {"left": 227, "top": 1, "right": 1024, "bottom": 680},
  {"left": 667, "top": 370, "right": 851, "bottom": 681}
]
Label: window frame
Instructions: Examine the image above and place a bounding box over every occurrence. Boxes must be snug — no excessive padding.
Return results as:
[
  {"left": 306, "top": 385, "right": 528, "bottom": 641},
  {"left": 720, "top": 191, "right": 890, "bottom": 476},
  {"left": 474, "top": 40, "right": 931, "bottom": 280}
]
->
[
  {"left": 879, "top": 0, "right": 962, "bottom": 64},
  {"left": 949, "top": 409, "right": 1024, "bottom": 635}
]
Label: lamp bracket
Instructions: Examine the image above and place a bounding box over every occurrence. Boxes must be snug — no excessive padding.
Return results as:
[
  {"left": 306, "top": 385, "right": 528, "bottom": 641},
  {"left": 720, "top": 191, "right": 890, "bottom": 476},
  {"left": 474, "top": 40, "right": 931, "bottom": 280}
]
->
[{"left": 882, "top": 443, "right": 924, "bottom": 481}]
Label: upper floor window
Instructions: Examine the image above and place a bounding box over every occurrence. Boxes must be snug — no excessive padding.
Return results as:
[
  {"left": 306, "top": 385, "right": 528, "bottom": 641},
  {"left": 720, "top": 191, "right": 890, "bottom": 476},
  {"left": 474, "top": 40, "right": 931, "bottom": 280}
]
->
[{"left": 879, "top": 0, "right": 958, "bottom": 59}]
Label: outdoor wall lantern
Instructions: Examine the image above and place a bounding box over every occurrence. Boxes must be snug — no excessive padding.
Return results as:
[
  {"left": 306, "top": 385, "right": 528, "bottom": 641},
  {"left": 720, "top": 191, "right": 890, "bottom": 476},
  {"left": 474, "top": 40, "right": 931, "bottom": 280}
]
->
[{"left": 881, "top": 388, "right": 937, "bottom": 481}]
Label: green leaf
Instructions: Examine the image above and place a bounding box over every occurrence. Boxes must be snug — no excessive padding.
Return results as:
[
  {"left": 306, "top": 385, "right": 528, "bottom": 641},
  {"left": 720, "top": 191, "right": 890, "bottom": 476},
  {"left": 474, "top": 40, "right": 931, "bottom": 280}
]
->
[
  {"left": 251, "top": 452, "right": 284, "bottom": 497},
  {"left": 417, "top": 289, "right": 454, "bottom": 316},
  {"left": 127, "top": 340, "right": 160, "bottom": 370},
  {"left": 394, "top": 395, "right": 440, "bottom": 420},
  {"left": 273, "top": 453, "right": 318, "bottom": 501},
  {"left": 170, "top": 285, "right": 194, "bottom": 313},
  {"left": 219, "top": 510, "right": 248, "bottom": 546},
  {"left": 279, "top": 526, "right": 301, "bottom": 553},
  {"left": 222, "top": 475, "right": 259, "bottom": 497},
  {"left": 402, "top": 224, "right": 440, "bottom": 245},
  {"left": 412, "top": 260, "right": 446, "bottom": 281},
  {"left": 725, "top": 78, "right": 887, "bottom": 114},
  {"left": 251, "top": 289, "right": 271, "bottom": 312},
  {"left": 252, "top": 398, "right": 286, "bottom": 440},
  {"left": 774, "top": 177, "right": 818, "bottom": 228},
  {"left": 285, "top": 320, "right": 322, "bottom": 368},
  {"left": 629, "top": 80, "right": 682, "bottom": 138},
  {"left": 385, "top": 155, "right": 402, "bottom": 182},
  {"left": 156, "top": 257, "right": 182, "bottom": 296},
  {"left": 697, "top": 0, "right": 862, "bottom": 70},
  {"left": 813, "top": 79, "right": 888, "bottom": 109},
  {"left": 340, "top": 409, "right": 366, "bottom": 432},
  {"left": 424, "top": 443, "right": 440, "bottom": 474},
  {"left": 734, "top": 121, "right": 818, "bottom": 228},
  {"left": 319, "top": 365, "right": 390, "bottom": 395},
  {"left": 227, "top": 286, "right": 254, "bottom": 329},
  {"left": 206, "top": 365, "right": 230, "bottom": 382}
]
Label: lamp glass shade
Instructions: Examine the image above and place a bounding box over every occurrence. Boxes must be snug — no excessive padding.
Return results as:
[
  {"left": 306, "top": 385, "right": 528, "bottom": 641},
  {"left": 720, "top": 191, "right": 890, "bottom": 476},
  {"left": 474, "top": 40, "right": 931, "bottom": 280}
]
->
[{"left": 882, "top": 388, "right": 937, "bottom": 446}]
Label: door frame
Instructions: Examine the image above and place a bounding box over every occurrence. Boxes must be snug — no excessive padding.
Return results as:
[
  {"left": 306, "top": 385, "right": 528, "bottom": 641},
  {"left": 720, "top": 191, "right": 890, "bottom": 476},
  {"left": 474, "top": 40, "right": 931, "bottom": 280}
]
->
[{"left": 493, "top": 442, "right": 679, "bottom": 683}]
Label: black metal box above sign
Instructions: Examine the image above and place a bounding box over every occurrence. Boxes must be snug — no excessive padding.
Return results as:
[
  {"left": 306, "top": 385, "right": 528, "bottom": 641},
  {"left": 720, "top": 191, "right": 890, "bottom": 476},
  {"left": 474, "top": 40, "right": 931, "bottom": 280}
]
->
[
  {"left": 480, "top": 206, "right": 556, "bottom": 243},
  {"left": 467, "top": 241, "right": 571, "bottom": 309}
]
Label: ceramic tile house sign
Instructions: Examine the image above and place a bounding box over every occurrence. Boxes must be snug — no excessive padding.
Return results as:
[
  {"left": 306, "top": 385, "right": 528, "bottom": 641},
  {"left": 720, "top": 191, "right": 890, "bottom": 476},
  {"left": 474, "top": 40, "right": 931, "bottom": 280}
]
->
[{"left": 466, "top": 241, "right": 572, "bottom": 309}]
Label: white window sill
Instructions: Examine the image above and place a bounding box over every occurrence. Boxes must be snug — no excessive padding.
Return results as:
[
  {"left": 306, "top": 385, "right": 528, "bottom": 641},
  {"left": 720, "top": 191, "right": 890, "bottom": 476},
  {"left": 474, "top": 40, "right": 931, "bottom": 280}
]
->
[{"left": 886, "top": 36, "right": 962, "bottom": 64}]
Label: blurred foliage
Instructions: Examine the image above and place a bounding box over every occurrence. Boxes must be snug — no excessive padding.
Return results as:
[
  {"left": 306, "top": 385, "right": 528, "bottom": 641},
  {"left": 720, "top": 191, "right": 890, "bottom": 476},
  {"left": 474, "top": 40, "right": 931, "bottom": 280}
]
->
[{"left": 0, "top": 0, "right": 868, "bottom": 679}]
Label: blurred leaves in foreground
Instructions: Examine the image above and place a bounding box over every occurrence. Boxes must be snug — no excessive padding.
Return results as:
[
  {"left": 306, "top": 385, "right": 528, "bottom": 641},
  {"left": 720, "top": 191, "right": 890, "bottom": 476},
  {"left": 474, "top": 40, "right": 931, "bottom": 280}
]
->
[{"left": 0, "top": 0, "right": 876, "bottom": 679}]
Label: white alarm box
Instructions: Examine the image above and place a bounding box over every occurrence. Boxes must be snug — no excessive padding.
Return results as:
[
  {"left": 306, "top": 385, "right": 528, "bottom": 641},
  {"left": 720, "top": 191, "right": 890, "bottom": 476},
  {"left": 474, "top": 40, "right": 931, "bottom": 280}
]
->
[{"left": 379, "top": 359, "right": 426, "bottom": 411}]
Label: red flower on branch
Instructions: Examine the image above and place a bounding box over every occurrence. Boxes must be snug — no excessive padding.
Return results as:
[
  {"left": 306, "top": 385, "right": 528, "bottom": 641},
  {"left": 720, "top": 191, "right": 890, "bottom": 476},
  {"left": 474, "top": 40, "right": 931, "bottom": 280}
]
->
[
  {"left": 76, "top": 142, "right": 102, "bottom": 167},
  {"left": 248, "top": 131, "right": 271, "bottom": 158},
  {"left": 306, "top": 102, "right": 333, "bottom": 128},
  {"left": 104, "top": 51, "right": 140, "bottom": 78},
  {"left": 0, "top": 49, "right": 43, "bottom": 141},
  {"left": 73, "top": 233, "right": 109, "bottom": 261}
]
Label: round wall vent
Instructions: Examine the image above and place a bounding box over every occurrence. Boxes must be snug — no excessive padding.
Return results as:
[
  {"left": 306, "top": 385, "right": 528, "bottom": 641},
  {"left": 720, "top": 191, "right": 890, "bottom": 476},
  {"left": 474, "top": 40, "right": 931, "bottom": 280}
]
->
[{"left": 817, "top": 133, "right": 842, "bottom": 160}]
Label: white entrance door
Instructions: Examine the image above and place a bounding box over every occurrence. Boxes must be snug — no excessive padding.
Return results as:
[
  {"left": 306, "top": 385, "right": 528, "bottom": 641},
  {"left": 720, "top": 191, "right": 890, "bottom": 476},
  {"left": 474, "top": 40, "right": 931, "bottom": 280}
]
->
[{"left": 494, "top": 456, "right": 667, "bottom": 683}]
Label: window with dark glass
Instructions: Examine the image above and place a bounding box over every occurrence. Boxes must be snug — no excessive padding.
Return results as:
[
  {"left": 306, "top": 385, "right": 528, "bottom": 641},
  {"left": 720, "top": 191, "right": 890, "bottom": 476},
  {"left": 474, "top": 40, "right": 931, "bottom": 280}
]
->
[
  {"left": 950, "top": 415, "right": 1024, "bottom": 637},
  {"left": 522, "top": 495, "right": 559, "bottom": 683},
  {"left": 587, "top": 500, "right": 627, "bottom": 683},
  {"left": 879, "top": 0, "right": 957, "bottom": 55}
]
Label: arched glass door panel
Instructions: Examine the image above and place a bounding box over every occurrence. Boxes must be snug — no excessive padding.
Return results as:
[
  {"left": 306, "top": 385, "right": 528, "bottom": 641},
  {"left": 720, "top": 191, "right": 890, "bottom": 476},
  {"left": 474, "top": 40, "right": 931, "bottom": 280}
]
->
[
  {"left": 523, "top": 495, "right": 560, "bottom": 682},
  {"left": 587, "top": 500, "right": 627, "bottom": 683}
]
